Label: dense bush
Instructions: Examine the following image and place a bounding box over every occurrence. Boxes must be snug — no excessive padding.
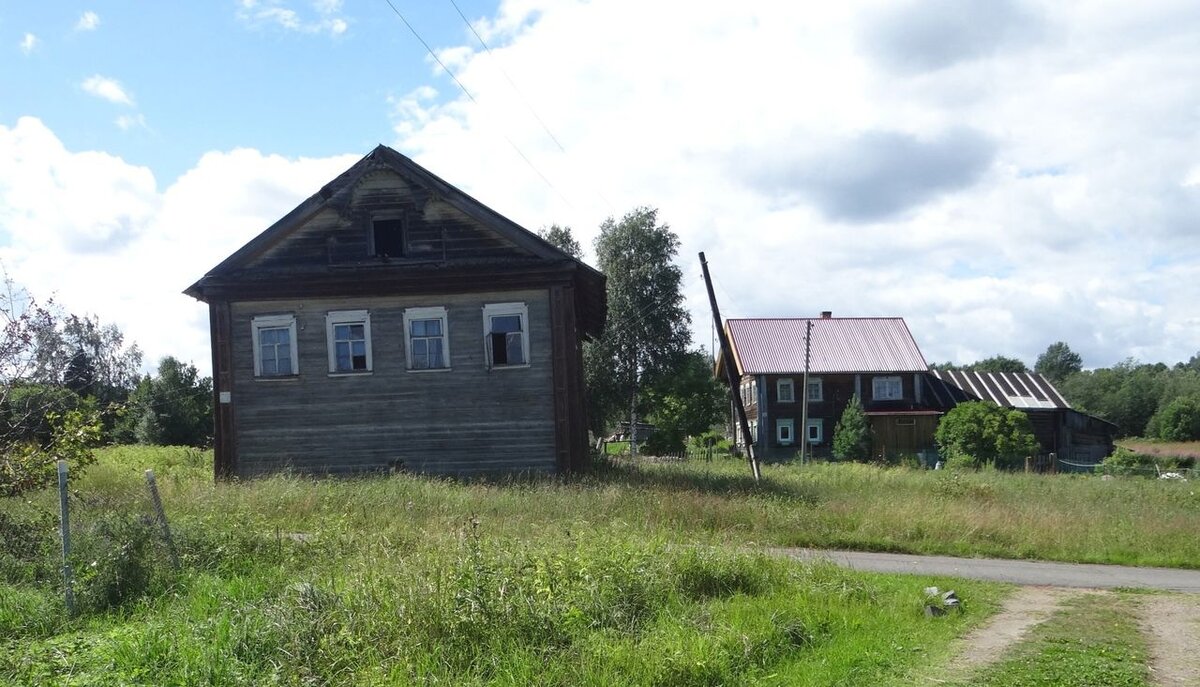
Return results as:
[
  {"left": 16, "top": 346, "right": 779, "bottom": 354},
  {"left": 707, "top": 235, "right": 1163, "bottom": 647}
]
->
[
  {"left": 1145, "top": 394, "right": 1200, "bottom": 441},
  {"left": 934, "top": 401, "right": 1039, "bottom": 469},
  {"left": 0, "top": 408, "right": 102, "bottom": 497},
  {"left": 1101, "top": 446, "right": 1195, "bottom": 477}
]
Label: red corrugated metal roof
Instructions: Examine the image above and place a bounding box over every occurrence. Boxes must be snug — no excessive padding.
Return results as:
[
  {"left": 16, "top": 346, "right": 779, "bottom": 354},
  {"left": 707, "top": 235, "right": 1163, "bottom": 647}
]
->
[{"left": 725, "top": 317, "right": 928, "bottom": 375}]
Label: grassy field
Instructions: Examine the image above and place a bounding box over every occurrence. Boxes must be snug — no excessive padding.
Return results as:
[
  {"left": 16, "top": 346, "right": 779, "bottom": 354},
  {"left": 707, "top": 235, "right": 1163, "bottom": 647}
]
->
[
  {"left": 1, "top": 446, "right": 1197, "bottom": 684},
  {"left": 1118, "top": 438, "right": 1200, "bottom": 461}
]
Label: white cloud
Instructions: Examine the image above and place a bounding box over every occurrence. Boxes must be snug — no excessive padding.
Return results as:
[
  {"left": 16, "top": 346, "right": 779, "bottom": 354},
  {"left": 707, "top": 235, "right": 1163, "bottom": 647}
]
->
[
  {"left": 81, "top": 75, "right": 134, "bottom": 106},
  {"left": 75, "top": 11, "right": 101, "bottom": 32},
  {"left": 19, "top": 33, "right": 36, "bottom": 55},
  {"left": 238, "top": 0, "right": 349, "bottom": 36},
  {"left": 386, "top": 0, "right": 1200, "bottom": 368},
  {"left": 0, "top": 117, "right": 359, "bottom": 373},
  {"left": 115, "top": 113, "right": 147, "bottom": 131}
]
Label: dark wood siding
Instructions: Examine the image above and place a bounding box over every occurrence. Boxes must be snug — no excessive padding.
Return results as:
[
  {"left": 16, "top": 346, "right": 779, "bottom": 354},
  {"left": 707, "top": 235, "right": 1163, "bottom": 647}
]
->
[
  {"left": 246, "top": 170, "right": 531, "bottom": 271},
  {"left": 229, "top": 288, "right": 555, "bottom": 477}
]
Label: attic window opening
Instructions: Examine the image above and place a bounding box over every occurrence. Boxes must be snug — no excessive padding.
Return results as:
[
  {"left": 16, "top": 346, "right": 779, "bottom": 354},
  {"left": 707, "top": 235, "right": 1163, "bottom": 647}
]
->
[{"left": 372, "top": 219, "right": 405, "bottom": 258}]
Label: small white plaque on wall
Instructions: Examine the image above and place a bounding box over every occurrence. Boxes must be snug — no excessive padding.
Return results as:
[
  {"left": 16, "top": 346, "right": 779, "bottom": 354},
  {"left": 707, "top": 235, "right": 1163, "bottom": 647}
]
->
[{"left": 219, "top": 392, "right": 232, "bottom": 404}]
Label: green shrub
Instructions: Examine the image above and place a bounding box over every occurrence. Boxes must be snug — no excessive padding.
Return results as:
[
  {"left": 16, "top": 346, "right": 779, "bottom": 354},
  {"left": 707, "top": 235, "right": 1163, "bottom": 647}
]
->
[
  {"left": 1146, "top": 395, "right": 1200, "bottom": 441},
  {"left": 1101, "top": 446, "right": 1194, "bottom": 477},
  {"left": 935, "top": 401, "right": 1039, "bottom": 469},
  {"left": 0, "top": 407, "right": 102, "bottom": 497}
]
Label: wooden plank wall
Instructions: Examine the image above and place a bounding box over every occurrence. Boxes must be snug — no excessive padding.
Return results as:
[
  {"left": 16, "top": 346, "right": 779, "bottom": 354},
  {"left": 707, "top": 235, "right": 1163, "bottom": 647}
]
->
[{"left": 228, "top": 288, "right": 557, "bottom": 477}]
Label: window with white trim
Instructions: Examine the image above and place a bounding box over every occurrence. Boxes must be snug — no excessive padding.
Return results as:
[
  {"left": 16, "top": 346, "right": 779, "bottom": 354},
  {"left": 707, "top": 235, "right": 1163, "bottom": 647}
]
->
[
  {"left": 807, "top": 377, "right": 823, "bottom": 402},
  {"left": 806, "top": 419, "right": 823, "bottom": 444},
  {"left": 872, "top": 376, "right": 903, "bottom": 400},
  {"left": 403, "top": 306, "right": 449, "bottom": 371},
  {"left": 252, "top": 314, "right": 297, "bottom": 377},
  {"left": 326, "top": 310, "right": 372, "bottom": 373},
  {"left": 483, "top": 302, "right": 529, "bottom": 368},
  {"left": 777, "top": 418, "right": 795, "bottom": 445},
  {"left": 777, "top": 378, "right": 795, "bottom": 403}
]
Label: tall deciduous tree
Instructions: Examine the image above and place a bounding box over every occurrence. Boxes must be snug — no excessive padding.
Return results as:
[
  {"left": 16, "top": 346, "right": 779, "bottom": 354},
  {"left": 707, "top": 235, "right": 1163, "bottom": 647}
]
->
[
  {"left": 591, "top": 207, "right": 690, "bottom": 455},
  {"left": 537, "top": 224, "right": 583, "bottom": 260},
  {"left": 1035, "top": 341, "right": 1083, "bottom": 382}
]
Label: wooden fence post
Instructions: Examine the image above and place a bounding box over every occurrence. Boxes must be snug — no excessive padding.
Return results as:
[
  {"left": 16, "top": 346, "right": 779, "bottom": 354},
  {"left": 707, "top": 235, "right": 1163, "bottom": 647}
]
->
[
  {"left": 57, "top": 461, "right": 76, "bottom": 616},
  {"left": 144, "top": 470, "right": 181, "bottom": 570}
]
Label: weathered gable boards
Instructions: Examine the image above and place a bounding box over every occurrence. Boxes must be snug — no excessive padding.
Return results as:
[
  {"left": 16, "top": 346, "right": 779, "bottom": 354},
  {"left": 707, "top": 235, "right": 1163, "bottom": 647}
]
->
[
  {"left": 186, "top": 145, "right": 605, "bottom": 479},
  {"left": 246, "top": 169, "right": 533, "bottom": 271}
]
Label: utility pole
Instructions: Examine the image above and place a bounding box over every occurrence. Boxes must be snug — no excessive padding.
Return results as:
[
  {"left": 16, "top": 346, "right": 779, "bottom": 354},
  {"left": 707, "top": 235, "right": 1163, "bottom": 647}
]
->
[
  {"left": 699, "top": 252, "right": 761, "bottom": 481},
  {"left": 799, "top": 320, "right": 813, "bottom": 466}
]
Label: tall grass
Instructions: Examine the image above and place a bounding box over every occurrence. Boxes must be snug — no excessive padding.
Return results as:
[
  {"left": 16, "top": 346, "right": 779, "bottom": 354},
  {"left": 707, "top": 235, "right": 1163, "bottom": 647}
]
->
[{"left": 1, "top": 445, "right": 1196, "bottom": 683}]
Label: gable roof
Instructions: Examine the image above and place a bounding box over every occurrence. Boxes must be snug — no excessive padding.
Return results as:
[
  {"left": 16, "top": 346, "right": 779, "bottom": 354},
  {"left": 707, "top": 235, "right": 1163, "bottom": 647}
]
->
[
  {"left": 184, "top": 145, "right": 605, "bottom": 337},
  {"left": 722, "top": 317, "right": 929, "bottom": 375},
  {"left": 925, "top": 369, "right": 1071, "bottom": 410}
]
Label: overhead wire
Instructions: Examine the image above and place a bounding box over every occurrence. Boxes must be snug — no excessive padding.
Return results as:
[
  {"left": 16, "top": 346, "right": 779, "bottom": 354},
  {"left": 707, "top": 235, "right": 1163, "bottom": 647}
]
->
[{"left": 380, "top": 0, "right": 574, "bottom": 209}]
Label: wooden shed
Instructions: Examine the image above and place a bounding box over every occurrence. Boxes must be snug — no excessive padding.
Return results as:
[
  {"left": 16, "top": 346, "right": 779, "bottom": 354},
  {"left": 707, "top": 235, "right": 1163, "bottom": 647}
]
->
[{"left": 186, "top": 145, "right": 605, "bottom": 479}]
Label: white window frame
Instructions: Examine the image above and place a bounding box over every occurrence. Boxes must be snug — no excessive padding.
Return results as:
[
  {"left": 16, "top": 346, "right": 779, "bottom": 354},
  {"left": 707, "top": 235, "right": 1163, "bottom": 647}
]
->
[
  {"left": 777, "top": 378, "right": 795, "bottom": 403},
  {"left": 807, "top": 377, "right": 823, "bottom": 402},
  {"left": 402, "top": 306, "right": 450, "bottom": 372},
  {"left": 482, "top": 302, "right": 529, "bottom": 369},
  {"left": 326, "top": 309, "right": 373, "bottom": 374},
  {"left": 806, "top": 419, "right": 823, "bottom": 444},
  {"left": 776, "top": 418, "right": 795, "bottom": 445},
  {"left": 251, "top": 314, "right": 298, "bottom": 378},
  {"left": 873, "top": 376, "right": 903, "bottom": 401}
]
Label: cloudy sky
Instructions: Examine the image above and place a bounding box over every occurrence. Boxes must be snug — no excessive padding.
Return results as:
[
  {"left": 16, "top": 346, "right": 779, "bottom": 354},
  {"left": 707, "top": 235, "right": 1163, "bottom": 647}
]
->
[{"left": 3, "top": 0, "right": 1199, "bottom": 375}]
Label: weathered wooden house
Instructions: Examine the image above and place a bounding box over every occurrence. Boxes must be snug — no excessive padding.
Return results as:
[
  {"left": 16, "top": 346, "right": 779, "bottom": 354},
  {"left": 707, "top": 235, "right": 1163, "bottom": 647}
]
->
[
  {"left": 924, "top": 369, "right": 1117, "bottom": 466},
  {"left": 718, "top": 314, "right": 939, "bottom": 461},
  {"left": 185, "top": 145, "right": 605, "bottom": 479},
  {"left": 718, "top": 312, "right": 1118, "bottom": 466}
]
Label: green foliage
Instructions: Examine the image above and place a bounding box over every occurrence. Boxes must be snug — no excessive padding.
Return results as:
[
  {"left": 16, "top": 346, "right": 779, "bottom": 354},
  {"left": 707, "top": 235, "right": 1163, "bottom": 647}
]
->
[
  {"left": 536, "top": 223, "right": 583, "bottom": 260},
  {"left": 643, "top": 349, "right": 726, "bottom": 454},
  {"left": 0, "top": 407, "right": 101, "bottom": 497},
  {"left": 687, "top": 430, "right": 734, "bottom": 456},
  {"left": 1, "top": 384, "right": 89, "bottom": 444},
  {"left": 588, "top": 207, "right": 691, "bottom": 445},
  {"left": 1145, "top": 394, "right": 1200, "bottom": 441},
  {"left": 935, "top": 401, "right": 1039, "bottom": 469},
  {"left": 1059, "top": 358, "right": 1169, "bottom": 437},
  {"left": 832, "top": 394, "right": 871, "bottom": 461},
  {"left": 1101, "top": 446, "right": 1194, "bottom": 477},
  {"left": 967, "top": 355, "right": 1029, "bottom": 373},
  {"left": 116, "top": 357, "right": 213, "bottom": 447},
  {"left": 1034, "top": 341, "right": 1083, "bottom": 382},
  {"left": 72, "top": 513, "right": 160, "bottom": 613}
]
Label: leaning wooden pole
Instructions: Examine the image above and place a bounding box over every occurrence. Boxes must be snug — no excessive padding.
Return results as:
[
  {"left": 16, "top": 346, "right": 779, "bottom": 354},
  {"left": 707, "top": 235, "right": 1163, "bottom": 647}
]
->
[{"left": 699, "top": 252, "right": 761, "bottom": 482}]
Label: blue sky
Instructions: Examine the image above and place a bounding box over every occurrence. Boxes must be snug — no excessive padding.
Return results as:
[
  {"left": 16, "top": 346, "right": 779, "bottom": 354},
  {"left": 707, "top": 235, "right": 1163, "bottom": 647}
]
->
[
  {"left": 2, "top": 1, "right": 1199, "bottom": 375},
  {"left": 2, "top": 1, "right": 494, "bottom": 182}
]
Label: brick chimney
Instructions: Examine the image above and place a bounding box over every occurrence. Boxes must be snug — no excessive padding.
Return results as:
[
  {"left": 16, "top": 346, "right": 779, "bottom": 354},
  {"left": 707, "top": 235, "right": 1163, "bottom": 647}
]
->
[{"left": 820, "top": 311, "right": 832, "bottom": 319}]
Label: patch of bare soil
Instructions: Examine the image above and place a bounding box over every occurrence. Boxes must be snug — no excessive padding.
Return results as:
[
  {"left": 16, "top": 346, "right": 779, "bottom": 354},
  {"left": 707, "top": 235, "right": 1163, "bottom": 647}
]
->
[
  {"left": 1141, "top": 594, "right": 1200, "bottom": 687},
  {"left": 923, "top": 586, "right": 1083, "bottom": 683}
]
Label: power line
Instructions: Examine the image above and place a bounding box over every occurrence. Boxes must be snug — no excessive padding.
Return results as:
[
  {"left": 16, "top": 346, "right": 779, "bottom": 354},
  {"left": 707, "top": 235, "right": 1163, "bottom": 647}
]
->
[
  {"left": 446, "top": 0, "right": 566, "bottom": 154},
  {"left": 380, "top": 0, "right": 573, "bottom": 209}
]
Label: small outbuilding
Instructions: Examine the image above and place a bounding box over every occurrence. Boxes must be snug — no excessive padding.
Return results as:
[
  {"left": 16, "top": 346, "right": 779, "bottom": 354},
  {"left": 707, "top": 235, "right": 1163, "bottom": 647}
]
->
[{"left": 186, "top": 145, "right": 605, "bottom": 479}]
